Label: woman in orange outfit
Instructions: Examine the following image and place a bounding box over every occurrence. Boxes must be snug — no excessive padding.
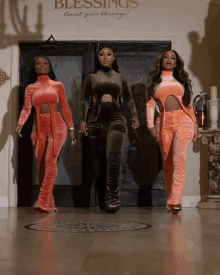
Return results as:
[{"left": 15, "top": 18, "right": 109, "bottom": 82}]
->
[
  {"left": 16, "top": 56, "right": 76, "bottom": 213},
  {"left": 146, "top": 50, "right": 198, "bottom": 214}
]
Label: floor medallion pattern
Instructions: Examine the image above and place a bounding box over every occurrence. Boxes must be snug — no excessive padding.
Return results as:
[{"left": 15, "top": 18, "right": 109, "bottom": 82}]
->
[{"left": 25, "top": 221, "right": 152, "bottom": 233}]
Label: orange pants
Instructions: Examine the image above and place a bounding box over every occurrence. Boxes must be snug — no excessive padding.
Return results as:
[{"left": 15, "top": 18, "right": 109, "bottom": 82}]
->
[
  {"left": 33, "top": 113, "right": 67, "bottom": 212},
  {"left": 155, "top": 110, "right": 194, "bottom": 206}
]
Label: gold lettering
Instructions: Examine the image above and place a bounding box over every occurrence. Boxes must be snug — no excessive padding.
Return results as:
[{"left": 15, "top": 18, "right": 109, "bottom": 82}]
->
[
  {"left": 55, "top": 0, "right": 139, "bottom": 9},
  {"left": 84, "top": 12, "right": 99, "bottom": 18},
  {"left": 55, "top": 0, "right": 64, "bottom": 9},
  {"left": 65, "top": 0, "right": 73, "bottom": 8},
  {"left": 118, "top": 0, "right": 129, "bottom": 8},
  {"left": 110, "top": 0, "right": 117, "bottom": 8},
  {"left": 74, "top": 0, "right": 82, "bottom": 8},
  {"left": 84, "top": 0, "right": 93, "bottom": 8},
  {"left": 64, "top": 11, "right": 83, "bottom": 15},
  {"left": 130, "top": 0, "right": 138, "bottom": 8},
  {"left": 93, "top": 0, "right": 102, "bottom": 8}
]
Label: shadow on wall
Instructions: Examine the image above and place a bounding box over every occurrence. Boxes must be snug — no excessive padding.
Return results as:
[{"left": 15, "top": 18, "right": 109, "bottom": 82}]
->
[
  {"left": 188, "top": 0, "right": 220, "bottom": 196},
  {"left": 188, "top": 0, "right": 220, "bottom": 95},
  {"left": 0, "top": 86, "right": 19, "bottom": 184},
  {"left": 0, "top": 0, "right": 43, "bottom": 49},
  {"left": 0, "top": 0, "right": 43, "bottom": 204},
  {"left": 126, "top": 83, "right": 165, "bottom": 206}
]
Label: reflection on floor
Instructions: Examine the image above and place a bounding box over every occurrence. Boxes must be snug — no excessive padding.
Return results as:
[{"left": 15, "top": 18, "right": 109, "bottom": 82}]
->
[{"left": 0, "top": 207, "right": 219, "bottom": 275}]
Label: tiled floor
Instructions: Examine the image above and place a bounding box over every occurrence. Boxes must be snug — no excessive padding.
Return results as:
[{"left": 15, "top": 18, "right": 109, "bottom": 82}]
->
[{"left": 0, "top": 207, "right": 220, "bottom": 275}]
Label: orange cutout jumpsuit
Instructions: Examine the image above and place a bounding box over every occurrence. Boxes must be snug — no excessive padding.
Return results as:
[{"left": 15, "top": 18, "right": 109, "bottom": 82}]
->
[
  {"left": 17, "top": 75, "right": 74, "bottom": 212},
  {"left": 146, "top": 71, "right": 196, "bottom": 206}
]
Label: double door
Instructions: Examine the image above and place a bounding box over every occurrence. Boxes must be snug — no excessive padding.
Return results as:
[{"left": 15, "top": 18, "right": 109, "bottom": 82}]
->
[{"left": 18, "top": 41, "right": 171, "bottom": 207}]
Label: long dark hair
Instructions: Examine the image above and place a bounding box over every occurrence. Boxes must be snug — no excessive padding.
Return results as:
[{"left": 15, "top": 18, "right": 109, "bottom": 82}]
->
[
  {"left": 147, "top": 50, "right": 192, "bottom": 107},
  {"left": 96, "top": 44, "right": 120, "bottom": 73},
  {"left": 28, "top": 56, "right": 57, "bottom": 84}
]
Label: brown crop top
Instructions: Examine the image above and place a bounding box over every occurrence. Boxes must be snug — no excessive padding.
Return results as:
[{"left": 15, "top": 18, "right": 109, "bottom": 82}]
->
[{"left": 81, "top": 67, "right": 138, "bottom": 125}]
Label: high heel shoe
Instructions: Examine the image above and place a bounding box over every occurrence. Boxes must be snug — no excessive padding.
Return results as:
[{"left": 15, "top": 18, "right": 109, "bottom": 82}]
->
[
  {"left": 99, "top": 201, "right": 105, "bottom": 211},
  {"left": 171, "top": 204, "right": 182, "bottom": 214},
  {"left": 99, "top": 205, "right": 105, "bottom": 211},
  {"left": 47, "top": 209, "right": 56, "bottom": 213},
  {"left": 104, "top": 204, "right": 119, "bottom": 214}
]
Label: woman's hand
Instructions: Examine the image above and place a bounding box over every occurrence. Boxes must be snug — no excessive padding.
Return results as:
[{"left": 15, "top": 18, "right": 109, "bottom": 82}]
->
[
  {"left": 192, "top": 124, "right": 198, "bottom": 142},
  {"left": 69, "top": 130, "right": 77, "bottom": 146},
  {"left": 132, "top": 117, "right": 140, "bottom": 129},
  {"left": 80, "top": 121, "right": 88, "bottom": 136},
  {"left": 149, "top": 127, "right": 160, "bottom": 141},
  {"left": 15, "top": 125, "right": 22, "bottom": 137}
]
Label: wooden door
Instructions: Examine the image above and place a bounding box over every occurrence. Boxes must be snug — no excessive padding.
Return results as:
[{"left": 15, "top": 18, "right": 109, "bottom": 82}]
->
[{"left": 18, "top": 41, "right": 170, "bottom": 207}]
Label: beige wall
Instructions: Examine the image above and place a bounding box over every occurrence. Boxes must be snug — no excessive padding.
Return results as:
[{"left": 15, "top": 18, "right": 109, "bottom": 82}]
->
[{"left": 1, "top": 0, "right": 219, "bottom": 207}]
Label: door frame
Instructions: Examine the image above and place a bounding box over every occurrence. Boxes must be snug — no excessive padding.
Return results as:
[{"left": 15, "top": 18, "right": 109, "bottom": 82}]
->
[{"left": 9, "top": 35, "right": 176, "bottom": 207}]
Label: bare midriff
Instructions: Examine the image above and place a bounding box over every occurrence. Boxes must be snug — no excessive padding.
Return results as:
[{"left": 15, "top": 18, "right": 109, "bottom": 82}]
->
[
  {"left": 40, "top": 102, "right": 59, "bottom": 114},
  {"left": 156, "top": 96, "right": 182, "bottom": 112},
  {"left": 92, "top": 94, "right": 114, "bottom": 102}
]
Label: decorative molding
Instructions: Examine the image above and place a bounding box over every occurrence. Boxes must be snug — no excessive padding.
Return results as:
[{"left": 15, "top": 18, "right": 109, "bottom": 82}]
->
[
  {"left": 0, "top": 196, "right": 8, "bottom": 207},
  {"left": 182, "top": 195, "right": 201, "bottom": 207},
  {"left": 0, "top": 68, "right": 10, "bottom": 86},
  {"left": 16, "top": 34, "right": 176, "bottom": 50}
]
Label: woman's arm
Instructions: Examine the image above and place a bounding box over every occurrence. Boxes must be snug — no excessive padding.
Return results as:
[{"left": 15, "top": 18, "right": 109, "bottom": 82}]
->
[
  {"left": 183, "top": 83, "right": 197, "bottom": 123},
  {"left": 81, "top": 73, "right": 92, "bottom": 122},
  {"left": 186, "top": 103, "right": 197, "bottom": 123},
  {"left": 146, "top": 98, "right": 160, "bottom": 141},
  {"left": 57, "top": 82, "right": 74, "bottom": 128},
  {"left": 17, "top": 85, "right": 33, "bottom": 127},
  {"left": 146, "top": 98, "right": 155, "bottom": 129},
  {"left": 57, "top": 82, "right": 76, "bottom": 143},
  {"left": 186, "top": 103, "right": 198, "bottom": 142},
  {"left": 16, "top": 85, "right": 33, "bottom": 137},
  {"left": 121, "top": 74, "right": 138, "bottom": 119}
]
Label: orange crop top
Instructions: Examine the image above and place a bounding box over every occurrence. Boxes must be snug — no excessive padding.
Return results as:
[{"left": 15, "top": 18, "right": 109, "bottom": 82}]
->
[
  {"left": 17, "top": 75, "right": 74, "bottom": 156},
  {"left": 146, "top": 70, "right": 196, "bottom": 129}
]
